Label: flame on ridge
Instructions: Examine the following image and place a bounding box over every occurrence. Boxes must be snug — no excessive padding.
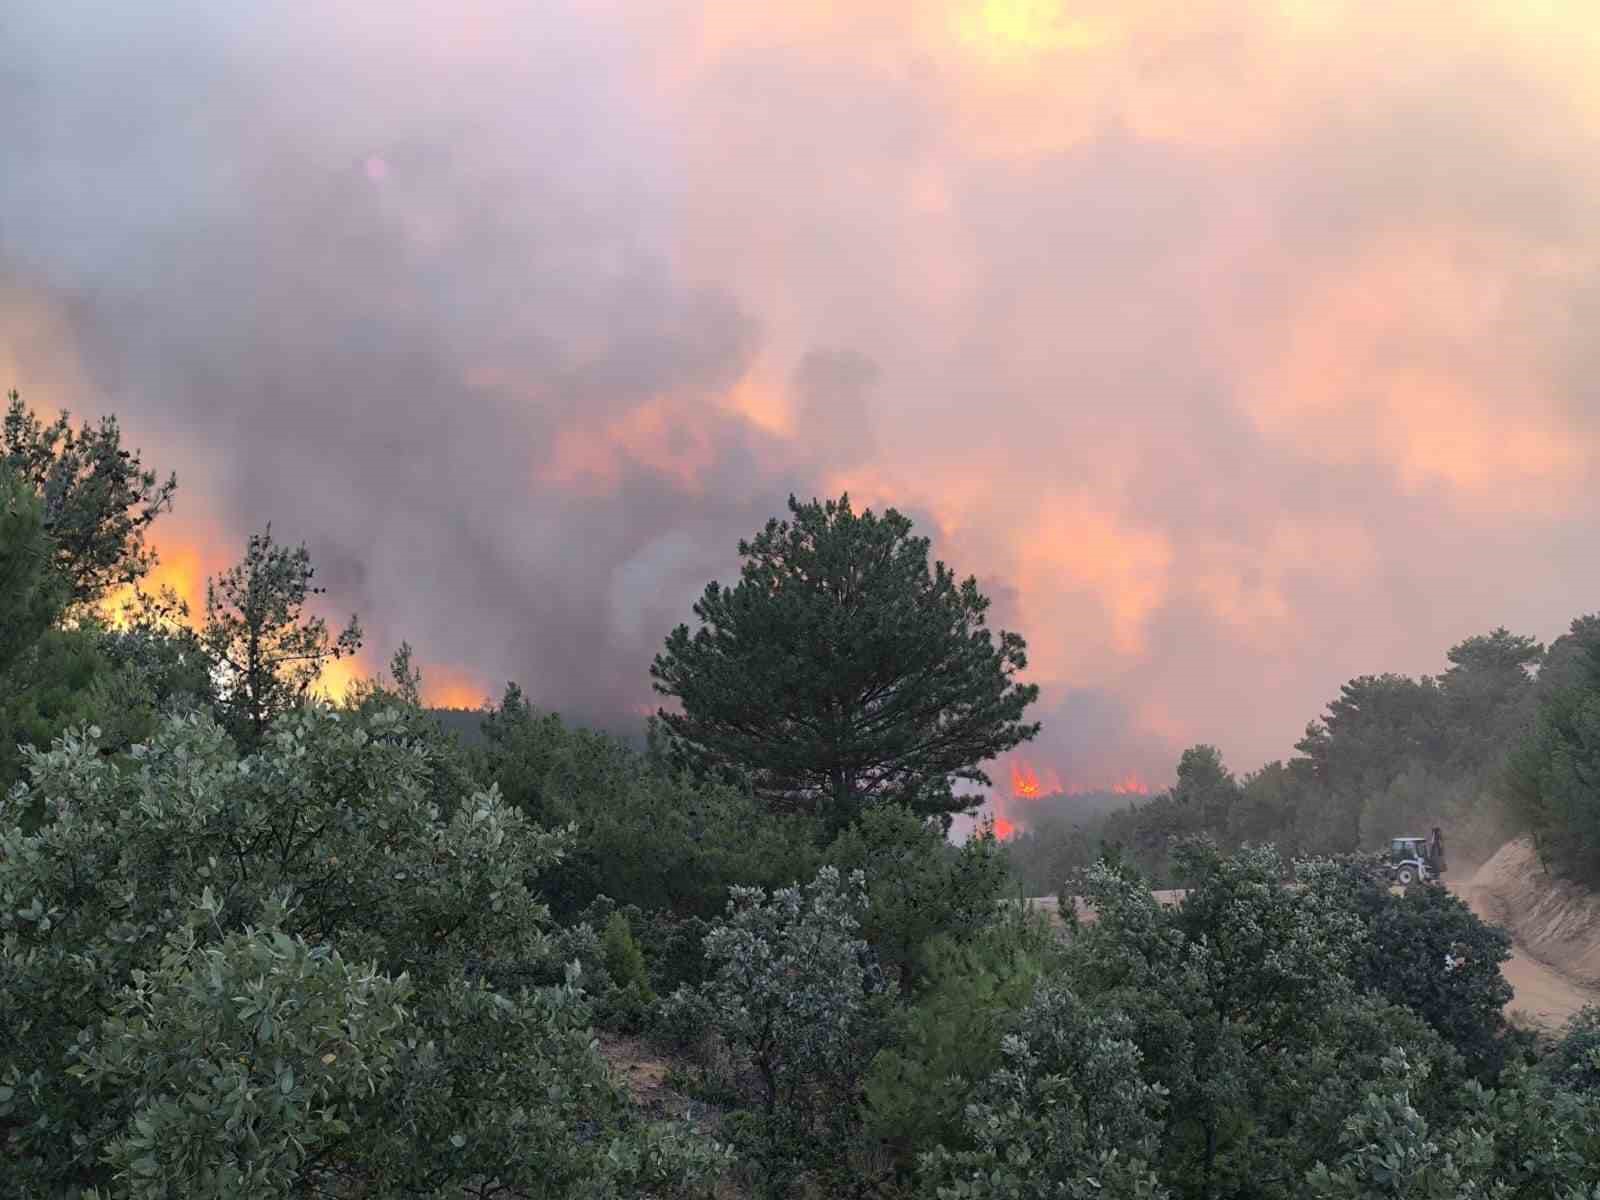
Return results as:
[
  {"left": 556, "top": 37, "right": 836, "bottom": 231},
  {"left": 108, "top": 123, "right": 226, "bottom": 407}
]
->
[
  {"left": 1010, "top": 758, "right": 1063, "bottom": 798},
  {"left": 982, "top": 756, "right": 1153, "bottom": 840}
]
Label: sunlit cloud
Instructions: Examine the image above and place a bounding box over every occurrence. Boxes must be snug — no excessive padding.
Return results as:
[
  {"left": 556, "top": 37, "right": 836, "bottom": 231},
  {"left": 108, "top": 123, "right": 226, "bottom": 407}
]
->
[
  {"left": 1239, "top": 229, "right": 1598, "bottom": 511},
  {"left": 7, "top": 0, "right": 1600, "bottom": 807},
  {"left": 543, "top": 397, "right": 722, "bottom": 495}
]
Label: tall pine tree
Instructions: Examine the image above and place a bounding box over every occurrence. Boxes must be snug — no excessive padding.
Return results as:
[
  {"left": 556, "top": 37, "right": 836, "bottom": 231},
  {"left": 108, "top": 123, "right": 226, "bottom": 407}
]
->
[{"left": 652, "top": 494, "right": 1038, "bottom": 832}]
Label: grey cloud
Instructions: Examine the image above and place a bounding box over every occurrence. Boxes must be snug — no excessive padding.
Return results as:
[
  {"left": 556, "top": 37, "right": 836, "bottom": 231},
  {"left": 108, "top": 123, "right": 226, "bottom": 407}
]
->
[{"left": 6, "top": 1, "right": 1600, "bottom": 798}]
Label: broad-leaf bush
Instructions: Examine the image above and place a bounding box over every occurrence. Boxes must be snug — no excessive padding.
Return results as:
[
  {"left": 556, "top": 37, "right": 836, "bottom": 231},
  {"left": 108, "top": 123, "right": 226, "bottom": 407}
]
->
[
  {"left": 1305, "top": 859, "right": 1516, "bottom": 1077},
  {"left": 0, "top": 707, "right": 725, "bottom": 1198},
  {"left": 341, "top": 643, "right": 479, "bottom": 824},
  {"left": 1307, "top": 1052, "right": 1600, "bottom": 1199},
  {"left": 669, "top": 865, "right": 893, "bottom": 1196},
  {"left": 1548, "top": 1005, "right": 1600, "bottom": 1093},
  {"left": 1060, "top": 842, "right": 1459, "bottom": 1198},
  {"left": 919, "top": 981, "right": 1169, "bottom": 1200},
  {"left": 66, "top": 898, "right": 412, "bottom": 1198}
]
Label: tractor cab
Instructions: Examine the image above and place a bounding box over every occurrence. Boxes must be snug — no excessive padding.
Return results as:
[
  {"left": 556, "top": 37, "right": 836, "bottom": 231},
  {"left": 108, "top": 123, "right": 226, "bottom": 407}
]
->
[{"left": 1388, "top": 828, "right": 1446, "bottom": 886}]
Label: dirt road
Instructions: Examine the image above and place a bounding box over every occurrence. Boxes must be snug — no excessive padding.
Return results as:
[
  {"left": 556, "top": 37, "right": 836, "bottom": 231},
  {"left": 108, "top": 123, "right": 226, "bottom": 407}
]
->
[{"left": 1447, "top": 879, "right": 1600, "bottom": 1029}]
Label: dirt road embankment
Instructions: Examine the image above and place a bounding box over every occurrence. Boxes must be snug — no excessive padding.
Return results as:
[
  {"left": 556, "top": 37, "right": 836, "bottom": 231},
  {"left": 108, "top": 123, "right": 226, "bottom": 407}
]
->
[{"left": 1452, "top": 838, "right": 1600, "bottom": 1028}]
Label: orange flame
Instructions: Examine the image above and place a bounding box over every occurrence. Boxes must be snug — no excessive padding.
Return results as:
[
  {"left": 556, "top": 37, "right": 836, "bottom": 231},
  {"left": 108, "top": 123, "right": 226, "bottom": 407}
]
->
[
  {"left": 314, "top": 656, "right": 365, "bottom": 703},
  {"left": 102, "top": 522, "right": 232, "bottom": 630},
  {"left": 103, "top": 525, "right": 386, "bottom": 700},
  {"left": 1010, "top": 758, "right": 1063, "bottom": 799},
  {"left": 421, "top": 665, "right": 490, "bottom": 710},
  {"left": 990, "top": 756, "right": 1152, "bottom": 839}
]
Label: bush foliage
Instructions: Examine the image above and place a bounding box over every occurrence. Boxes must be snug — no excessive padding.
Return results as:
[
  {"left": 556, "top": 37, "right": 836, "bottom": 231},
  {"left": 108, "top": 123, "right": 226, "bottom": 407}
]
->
[{"left": 0, "top": 710, "right": 723, "bottom": 1198}]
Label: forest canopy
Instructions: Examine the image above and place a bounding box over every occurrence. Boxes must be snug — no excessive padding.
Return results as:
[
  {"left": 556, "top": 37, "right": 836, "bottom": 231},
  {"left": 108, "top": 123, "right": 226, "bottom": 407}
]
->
[{"left": 3, "top": 391, "right": 1600, "bottom": 1198}]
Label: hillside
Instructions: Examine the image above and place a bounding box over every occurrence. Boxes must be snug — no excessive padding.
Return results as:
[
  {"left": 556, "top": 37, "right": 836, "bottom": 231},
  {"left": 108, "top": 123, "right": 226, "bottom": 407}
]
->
[{"left": 1468, "top": 837, "right": 1600, "bottom": 994}]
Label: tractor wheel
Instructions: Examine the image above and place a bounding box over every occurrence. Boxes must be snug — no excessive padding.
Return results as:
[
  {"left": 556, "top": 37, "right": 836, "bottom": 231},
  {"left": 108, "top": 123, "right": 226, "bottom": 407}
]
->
[{"left": 1396, "top": 866, "right": 1415, "bottom": 885}]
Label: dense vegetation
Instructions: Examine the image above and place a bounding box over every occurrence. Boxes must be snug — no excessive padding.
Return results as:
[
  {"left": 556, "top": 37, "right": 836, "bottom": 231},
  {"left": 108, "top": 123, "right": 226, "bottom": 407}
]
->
[
  {"left": 1506, "top": 618, "right": 1600, "bottom": 884},
  {"left": 1008, "top": 621, "right": 1600, "bottom": 892},
  {"left": 4, "top": 390, "right": 1600, "bottom": 1197}
]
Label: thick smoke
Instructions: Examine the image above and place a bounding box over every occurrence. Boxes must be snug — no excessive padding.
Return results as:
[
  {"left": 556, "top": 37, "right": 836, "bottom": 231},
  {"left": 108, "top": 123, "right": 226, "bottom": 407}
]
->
[{"left": 5, "top": 1, "right": 1600, "bottom": 790}]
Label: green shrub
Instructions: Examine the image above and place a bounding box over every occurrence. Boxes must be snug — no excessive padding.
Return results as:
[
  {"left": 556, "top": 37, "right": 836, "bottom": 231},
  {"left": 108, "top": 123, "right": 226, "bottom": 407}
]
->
[
  {"left": 1307, "top": 1053, "right": 1600, "bottom": 1199},
  {"left": 668, "top": 866, "right": 894, "bottom": 1197},
  {"left": 1548, "top": 1005, "right": 1600, "bottom": 1092},
  {"left": 603, "top": 911, "right": 650, "bottom": 990},
  {"left": 0, "top": 708, "right": 724, "bottom": 1198},
  {"left": 1060, "top": 843, "right": 1461, "bottom": 1196},
  {"left": 581, "top": 897, "right": 711, "bottom": 982},
  {"left": 599, "top": 911, "right": 656, "bottom": 1032},
  {"left": 864, "top": 909, "right": 1061, "bottom": 1171},
  {"left": 63, "top": 899, "right": 413, "bottom": 1198},
  {"left": 919, "top": 981, "right": 1168, "bottom": 1200},
  {"left": 1305, "top": 860, "right": 1514, "bottom": 1078},
  {"left": 480, "top": 685, "right": 821, "bottom": 919},
  {"left": 824, "top": 803, "right": 1011, "bottom": 989}
]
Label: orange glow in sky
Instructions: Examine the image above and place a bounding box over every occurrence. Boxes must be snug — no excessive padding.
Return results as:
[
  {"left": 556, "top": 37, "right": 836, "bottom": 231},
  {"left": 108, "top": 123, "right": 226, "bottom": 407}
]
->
[
  {"left": 102, "top": 518, "right": 231, "bottom": 630},
  {"left": 421, "top": 665, "right": 491, "bottom": 710},
  {"left": 8, "top": 0, "right": 1600, "bottom": 809},
  {"left": 314, "top": 656, "right": 364, "bottom": 704}
]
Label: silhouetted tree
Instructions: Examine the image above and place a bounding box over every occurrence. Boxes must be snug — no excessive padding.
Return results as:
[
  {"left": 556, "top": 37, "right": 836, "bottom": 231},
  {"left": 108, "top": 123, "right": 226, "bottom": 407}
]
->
[
  {"left": 0, "top": 464, "right": 65, "bottom": 676},
  {"left": 2, "top": 390, "right": 175, "bottom": 606},
  {"left": 652, "top": 494, "right": 1039, "bottom": 831},
  {"left": 200, "top": 526, "right": 361, "bottom": 746}
]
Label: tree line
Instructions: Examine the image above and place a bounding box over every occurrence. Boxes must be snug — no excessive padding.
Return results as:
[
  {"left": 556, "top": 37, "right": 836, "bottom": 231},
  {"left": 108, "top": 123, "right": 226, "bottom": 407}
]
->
[
  {"left": 4, "top": 389, "right": 1600, "bottom": 1198},
  {"left": 1010, "top": 616, "right": 1600, "bottom": 892}
]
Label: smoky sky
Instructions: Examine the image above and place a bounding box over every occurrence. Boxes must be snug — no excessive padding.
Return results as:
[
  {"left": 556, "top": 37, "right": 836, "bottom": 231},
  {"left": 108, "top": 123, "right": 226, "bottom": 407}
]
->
[{"left": 5, "top": 1, "right": 1600, "bottom": 810}]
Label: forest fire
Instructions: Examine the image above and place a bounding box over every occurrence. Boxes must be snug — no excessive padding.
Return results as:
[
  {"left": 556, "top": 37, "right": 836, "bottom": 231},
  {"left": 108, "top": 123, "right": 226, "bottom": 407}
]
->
[
  {"left": 101, "top": 529, "right": 495, "bottom": 710},
  {"left": 1010, "top": 759, "right": 1062, "bottom": 798},
  {"left": 421, "top": 668, "right": 492, "bottom": 710},
  {"left": 102, "top": 526, "right": 226, "bottom": 631},
  {"left": 983, "top": 756, "right": 1153, "bottom": 840}
]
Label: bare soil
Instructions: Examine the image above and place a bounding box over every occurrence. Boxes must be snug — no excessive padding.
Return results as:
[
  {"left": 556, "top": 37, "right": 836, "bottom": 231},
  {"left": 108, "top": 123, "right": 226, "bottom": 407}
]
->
[
  {"left": 597, "top": 1035, "right": 762, "bottom": 1199},
  {"left": 1466, "top": 837, "right": 1600, "bottom": 986},
  {"left": 1447, "top": 879, "right": 1597, "bottom": 1028},
  {"left": 1451, "top": 838, "right": 1600, "bottom": 1028}
]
